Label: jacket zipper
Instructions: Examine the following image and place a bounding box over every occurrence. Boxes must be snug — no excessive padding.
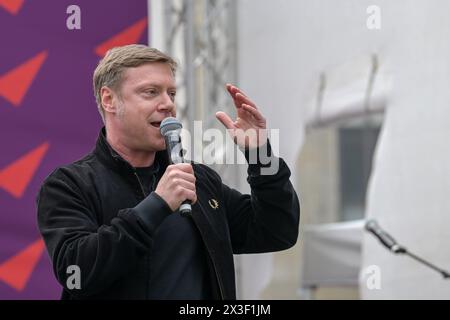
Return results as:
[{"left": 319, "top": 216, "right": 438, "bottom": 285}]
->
[
  {"left": 209, "top": 250, "right": 225, "bottom": 300},
  {"left": 133, "top": 171, "right": 147, "bottom": 198},
  {"left": 133, "top": 169, "right": 150, "bottom": 299},
  {"left": 192, "top": 218, "right": 226, "bottom": 300}
]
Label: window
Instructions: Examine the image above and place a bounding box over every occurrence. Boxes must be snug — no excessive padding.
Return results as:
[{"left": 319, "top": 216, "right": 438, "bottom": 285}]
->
[
  {"left": 298, "top": 114, "right": 382, "bottom": 224},
  {"left": 339, "top": 125, "right": 380, "bottom": 221}
]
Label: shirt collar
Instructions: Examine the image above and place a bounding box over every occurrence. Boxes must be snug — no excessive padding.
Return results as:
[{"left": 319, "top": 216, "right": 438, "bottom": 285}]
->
[{"left": 94, "top": 127, "right": 169, "bottom": 173}]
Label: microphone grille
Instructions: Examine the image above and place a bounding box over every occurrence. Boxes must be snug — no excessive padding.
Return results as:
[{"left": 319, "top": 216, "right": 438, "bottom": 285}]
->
[
  {"left": 160, "top": 117, "right": 182, "bottom": 136},
  {"left": 365, "top": 219, "right": 379, "bottom": 232}
]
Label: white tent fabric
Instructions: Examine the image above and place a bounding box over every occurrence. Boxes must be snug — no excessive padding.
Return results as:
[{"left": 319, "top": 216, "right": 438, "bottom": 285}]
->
[
  {"left": 239, "top": 0, "right": 450, "bottom": 299},
  {"left": 305, "top": 55, "right": 392, "bottom": 128},
  {"left": 360, "top": 1, "right": 450, "bottom": 299},
  {"left": 300, "top": 220, "right": 364, "bottom": 288}
]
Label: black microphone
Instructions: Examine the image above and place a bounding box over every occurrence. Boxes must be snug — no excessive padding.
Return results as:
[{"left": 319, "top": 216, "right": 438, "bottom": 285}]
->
[
  {"left": 160, "top": 117, "right": 192, "bottom": 217},
  {"left": 365, "top": 219, "right": 405, "bottom": 253},
  {"left": 365, "top": 219, "right": 450, "bottom": 279}
]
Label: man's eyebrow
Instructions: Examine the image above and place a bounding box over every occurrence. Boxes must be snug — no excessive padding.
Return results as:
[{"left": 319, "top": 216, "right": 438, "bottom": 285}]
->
[{"left": 135, "top": 82, "right": 176, "bottom": 90}]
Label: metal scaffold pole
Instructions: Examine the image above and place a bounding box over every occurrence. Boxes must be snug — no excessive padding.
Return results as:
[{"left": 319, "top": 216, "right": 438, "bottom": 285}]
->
[{"left": 159, "top": 0, "right": 239, "bottom": 180}]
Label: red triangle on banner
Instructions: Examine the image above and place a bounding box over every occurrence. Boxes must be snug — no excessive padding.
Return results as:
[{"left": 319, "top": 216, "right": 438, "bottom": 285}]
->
[
  {"left": 0, "top": 142, "right": 49, "bottom": 198},
  {"left": 95, "top": 18, "right": 147, "bottom": 57},
  {"left": 0, "top": 51, "right": 48, "bottom": 107},
  {"left": 0, "top": 238, "right": 45, "bottom": 291},
  {"left": 0, "top": 0, "right": 24, "bottom": 15}
]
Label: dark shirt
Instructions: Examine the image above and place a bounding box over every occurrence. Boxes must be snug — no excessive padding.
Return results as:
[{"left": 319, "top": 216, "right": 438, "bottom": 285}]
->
[{"left": 134, "top": 165, "right": 213, "bottom": 299}]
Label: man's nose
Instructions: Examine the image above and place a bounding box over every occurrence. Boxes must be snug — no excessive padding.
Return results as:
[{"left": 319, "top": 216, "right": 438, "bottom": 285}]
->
[{"left": 158, "top": 93, "right": 175, "bottom": 112}]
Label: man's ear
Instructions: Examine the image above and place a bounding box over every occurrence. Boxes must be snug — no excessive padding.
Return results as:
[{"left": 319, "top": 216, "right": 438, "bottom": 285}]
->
[{"left": 100, "top": 86, "right": 117, "bottom": 115}]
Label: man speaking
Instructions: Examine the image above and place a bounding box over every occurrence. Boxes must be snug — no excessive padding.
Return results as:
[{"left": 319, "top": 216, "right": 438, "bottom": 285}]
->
[{"left": 36, "top": 44, "right": 300, "bottom": 300}]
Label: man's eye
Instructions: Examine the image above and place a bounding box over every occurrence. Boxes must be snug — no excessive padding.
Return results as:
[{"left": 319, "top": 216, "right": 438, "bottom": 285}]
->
[
  {"left": 169, "top": 92, "right": 176, "bottom": 99},
  {"left": 144, "top": 89, "right": 158, "bottom": 97}
]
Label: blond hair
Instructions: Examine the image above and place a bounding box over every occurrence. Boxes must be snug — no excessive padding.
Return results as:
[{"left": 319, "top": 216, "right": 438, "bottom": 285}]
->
[{"left": 93, "top": 44, "right": 177, "bottom": 123}]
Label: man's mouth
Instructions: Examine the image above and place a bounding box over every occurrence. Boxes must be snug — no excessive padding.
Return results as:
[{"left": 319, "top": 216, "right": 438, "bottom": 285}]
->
[{"left": 150, "top": 121, "right": 161, "bottom": 128}]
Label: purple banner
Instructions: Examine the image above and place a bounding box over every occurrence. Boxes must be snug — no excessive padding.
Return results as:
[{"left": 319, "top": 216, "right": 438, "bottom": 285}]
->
[{"left": 0, "top": 0, "right": 148, "bottom": 299}]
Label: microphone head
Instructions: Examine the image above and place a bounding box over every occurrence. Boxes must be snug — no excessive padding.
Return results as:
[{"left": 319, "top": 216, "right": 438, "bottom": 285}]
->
[
  {"left": 365, "top": 219, "right": 379, "bottom": 232},
  {"left": 160, "top": 117, "right": 182, "bottom": 136}
]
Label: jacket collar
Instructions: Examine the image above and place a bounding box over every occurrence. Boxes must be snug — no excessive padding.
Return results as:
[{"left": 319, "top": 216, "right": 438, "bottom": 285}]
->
[{"left": 94, "top": 127, "right": 169, "bottom": 173}]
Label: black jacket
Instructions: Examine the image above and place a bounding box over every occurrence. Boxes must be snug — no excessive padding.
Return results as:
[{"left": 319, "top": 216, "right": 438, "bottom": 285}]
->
[{"left": 37, "top": 128, "right": 300, "bottom": 299}]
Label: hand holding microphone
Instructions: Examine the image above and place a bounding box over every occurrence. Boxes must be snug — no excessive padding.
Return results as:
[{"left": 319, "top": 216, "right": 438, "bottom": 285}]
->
[
  {"left": 155, "top": 163, "right": 196, "bottom": 213},
  {"left": 155, "top": 117, "right": 194, "bottom": 216}
]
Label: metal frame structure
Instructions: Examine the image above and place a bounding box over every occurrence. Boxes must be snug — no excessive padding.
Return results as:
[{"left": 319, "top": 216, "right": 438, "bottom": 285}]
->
[{"left": 160, "top": 0, "right": 239, "bottom": 178}]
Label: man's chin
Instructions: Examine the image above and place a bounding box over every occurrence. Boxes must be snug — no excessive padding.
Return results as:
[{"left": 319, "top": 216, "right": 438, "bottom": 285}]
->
[
  {"left": 152, "top": 138, "right": 167, "bottom": 152},
  {"left": 154, "top": 144, "right": 166, "bottom": 152}
]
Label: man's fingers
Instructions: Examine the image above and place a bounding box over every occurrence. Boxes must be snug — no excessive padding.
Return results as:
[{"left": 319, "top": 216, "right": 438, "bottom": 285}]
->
[
  {"left": 226, "top": 83, "right": 248, "bottom": 97},
  {"left": 168, "top": 163, "right": 195, "bottom": 175},
  {"left": 185, "top": 189, "right": 197, "bottom": 204},
  {"left": 226, "top": 84, "right": 257, "bottom": 110},
  {"left": 175, "top": 179, "right": 196, "bottom": 192},
  {"left": 174, "top": 185, "right": 197, "bottom": 205},
  {"left": 216, "top": 111, "right": 236, "bottom": 130},
  {"left": 157, "top": 164, "right": 198, "bottom": 211},
  {"left": 236, "top": 93, "right": 257, "bottom": 109},
  {"left": 172, "top": 163, "right": 193, "bottom": 171},
  {"left": 226, "top": 84, "right": 238, "bottom": 97},
  {"left": 242, "top": 104, "right": 265, "bottom": 121},
  {"left": 172, "top": 170, "right": 196, "bottom": 184},
  {"left": 226, "top": 85, "right": 243, "bottom": 110}
]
